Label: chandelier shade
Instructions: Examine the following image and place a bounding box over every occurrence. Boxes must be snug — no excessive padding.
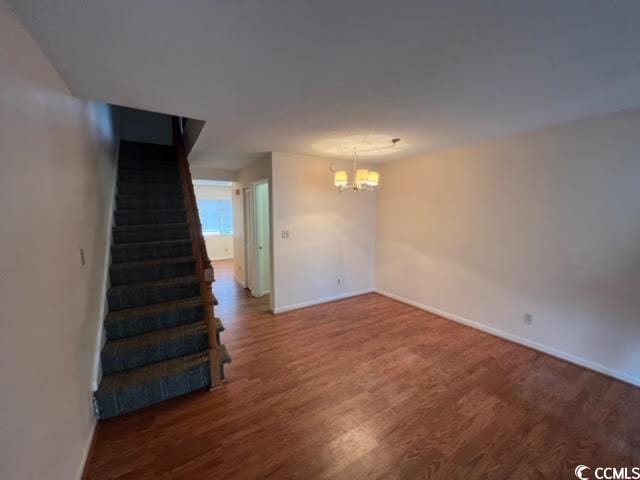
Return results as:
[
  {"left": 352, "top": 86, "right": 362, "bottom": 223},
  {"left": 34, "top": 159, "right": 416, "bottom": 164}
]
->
[
  {"left": 366, "top": 171, "right": 379, "bottom": 187},
  {"left": 355, "top": 168, "right": 370, "bottom": 187},
  {"left": 334, "top": 170, "right": 348, "bottom": 188}
]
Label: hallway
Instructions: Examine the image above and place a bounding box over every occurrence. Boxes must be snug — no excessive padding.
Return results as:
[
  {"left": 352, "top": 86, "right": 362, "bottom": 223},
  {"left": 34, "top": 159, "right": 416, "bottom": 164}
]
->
[{"left": 211, "top": 259, "right": 271, "bottom": 322}]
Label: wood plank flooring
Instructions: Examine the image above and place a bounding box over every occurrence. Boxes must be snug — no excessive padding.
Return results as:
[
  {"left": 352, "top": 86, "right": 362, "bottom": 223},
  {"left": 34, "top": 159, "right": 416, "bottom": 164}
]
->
[{"left": 86, "top": 259, "right": 640, "bottom": 479}]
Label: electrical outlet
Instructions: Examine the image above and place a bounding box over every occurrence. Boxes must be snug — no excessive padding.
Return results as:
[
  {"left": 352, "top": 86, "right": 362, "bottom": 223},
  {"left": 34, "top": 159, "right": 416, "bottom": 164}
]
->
[{"left": 524, "top": 313, "right": 533, "bottom": 325}]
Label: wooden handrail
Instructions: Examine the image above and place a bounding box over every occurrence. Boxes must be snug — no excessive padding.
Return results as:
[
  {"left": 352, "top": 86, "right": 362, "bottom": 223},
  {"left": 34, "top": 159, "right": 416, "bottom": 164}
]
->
[{"left": 172, "top": 116, "right": 222, "bottom": 389}]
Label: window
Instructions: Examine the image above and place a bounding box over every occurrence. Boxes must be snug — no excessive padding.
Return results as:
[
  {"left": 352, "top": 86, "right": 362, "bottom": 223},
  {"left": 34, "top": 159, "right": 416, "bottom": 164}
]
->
[{"left": 197, "top": 199, "right": 233, "bottom": 235}]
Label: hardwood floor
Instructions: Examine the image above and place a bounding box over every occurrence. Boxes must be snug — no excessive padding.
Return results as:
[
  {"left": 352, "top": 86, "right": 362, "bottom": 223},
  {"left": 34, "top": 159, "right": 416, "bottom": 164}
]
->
[{"left": 86, "top": 259, "right": 640, "bottom": 479}]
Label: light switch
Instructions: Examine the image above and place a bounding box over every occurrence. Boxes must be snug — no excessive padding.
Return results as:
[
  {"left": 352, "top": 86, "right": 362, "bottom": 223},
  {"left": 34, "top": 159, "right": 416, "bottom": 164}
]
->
[{"left": 281, "top": 230, "right": 290, "bottom": 239}]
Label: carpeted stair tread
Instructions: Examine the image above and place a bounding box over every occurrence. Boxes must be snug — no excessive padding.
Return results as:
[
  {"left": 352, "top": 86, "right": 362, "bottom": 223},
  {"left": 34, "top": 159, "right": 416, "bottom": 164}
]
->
[
  {"left": 107, "top": 275, "right": 200, "bottom": 311},
  {"left": 116, "top": 192, "right": 183, "bottom": 199},
  {"left": 116, "top": 208, "right": 185, "bottom": 215},
  {"left": 101, "top": 322, "right": 209, "bottom": 375},
  {"left": 118, "top": 180, "right": 183, "bottom": 188},
  {"left": 117, "top": 182, "right": 183, "bottom": 196},
  {"left": 118, "top": 181, "right": 181, "bottom": 187},
  {"left": 109, "top": 275, "right": 198, "bottom": 293},
  {"left": 98, "top": 352, "right": 210, "bottom": 393},
  {"left": 113, "top": 222, "right": 189, "bottom": 231},
  {"left": 105, "top": 296, "right": 203, "bottom": 321},
  {"left": 116, "top": 194, "right": 185, "bottom": 211},
  {"left": 110, "top": 238, "right": 193, "bottom": 263},
  {"left": 117, "top": 181, "right": 181, "bottom": 188},
  {"left": 110, "top": 256, "right": 195, "bottom": 270},
  {"left": 104, "top": 297, "right": 205, "bottom": 339},
  {"left": 112, "top": 224, "right": 191, "bottom": 245},
  {"left": 114, "top": 209, "right": 187, "bottom": 227},
  {"left": 94, "top": 352, "right": 212, "bottom": 419},
  {"left": 111, "top": 238, "right": 191, "bottom": 251},
  {"left": 104, "top": 322, "right": 207, "bottom": 355},
  {"left": 109, "top": 256, "right": 196, "bottom": 286}
]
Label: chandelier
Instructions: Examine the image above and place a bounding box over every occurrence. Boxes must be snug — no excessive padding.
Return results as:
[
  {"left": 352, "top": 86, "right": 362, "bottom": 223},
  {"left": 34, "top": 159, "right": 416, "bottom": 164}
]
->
[{"left": 331, "top": 137, "right": 400, "bottom": 193}]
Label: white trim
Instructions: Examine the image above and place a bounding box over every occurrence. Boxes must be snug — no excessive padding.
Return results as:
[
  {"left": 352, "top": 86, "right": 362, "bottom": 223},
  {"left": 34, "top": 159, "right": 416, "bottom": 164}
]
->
[
  {"left": 91, "top": 140, "right": 119, "bottom": 391},
  {"left": 234, "top": 276, "right": 247, "bottom": 288},
  {"left": 75, "top": 418, "right": 96, "bottom": 480},
  {"left": 211, "top": 255, "right": 234, "bottom": 261},
  {"left": 193, "top": 179, "right": 233, "bottom": 187},
  {"left": 273, "top": 289, "right": 374, "bottom": 314},
  {"left": 375, "top": 289, "right": 640, "bottom": 388}
]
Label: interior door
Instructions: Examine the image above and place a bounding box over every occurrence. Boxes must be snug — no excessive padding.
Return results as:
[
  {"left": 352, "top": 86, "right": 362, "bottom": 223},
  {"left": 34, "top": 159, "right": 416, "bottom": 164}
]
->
[
  {"left": 254, "top": 180, "right": 271, "bottom": 296},
  {"left": 243, "top": 187, "right": 257, "bottom": 294}
]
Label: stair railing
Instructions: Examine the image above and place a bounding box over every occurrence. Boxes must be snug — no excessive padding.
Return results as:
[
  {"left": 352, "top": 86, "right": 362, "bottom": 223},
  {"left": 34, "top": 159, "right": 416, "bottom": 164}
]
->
[{"left": 172, "top": 116, "right": 223, "bottom": 390}]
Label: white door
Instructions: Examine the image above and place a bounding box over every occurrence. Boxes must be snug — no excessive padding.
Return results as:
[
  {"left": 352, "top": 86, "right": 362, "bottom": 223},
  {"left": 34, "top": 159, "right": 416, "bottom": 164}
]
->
[
  {"left": 244, "top": 187, "right": 257, "bottom": 294},
  {"left": 254, "top": 180, "right": 270, "bottom": 296}
]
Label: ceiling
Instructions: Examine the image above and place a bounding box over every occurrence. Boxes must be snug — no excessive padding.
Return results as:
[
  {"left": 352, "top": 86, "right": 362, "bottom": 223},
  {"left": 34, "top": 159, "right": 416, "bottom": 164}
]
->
[{"left": 9, "top": 0, "right": 640, "bottom": 170}]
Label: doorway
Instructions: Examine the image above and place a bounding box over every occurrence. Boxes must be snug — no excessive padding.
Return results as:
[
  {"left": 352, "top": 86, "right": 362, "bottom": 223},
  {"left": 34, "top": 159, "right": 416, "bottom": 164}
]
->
[{"left": 244, "top": 179, "right": 270, "bottom": 298}]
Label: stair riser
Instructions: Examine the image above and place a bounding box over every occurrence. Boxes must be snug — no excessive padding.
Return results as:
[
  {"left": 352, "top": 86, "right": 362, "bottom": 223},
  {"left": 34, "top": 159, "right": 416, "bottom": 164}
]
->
[
  {"left": 110, "top": 260, "right": 196, "bottom": 286},
  {"left": 115, "top": 210, "right": 187, "bottom": 226},
  {"left": 101, "top": 332, "right": 209, "bottom": 376},
  {"left": 105, "top": 303, "right": 205, "bottom": 340},
  {"left": 116, "top": 195, "right": 185, "bottom": 210},
  {"left": 117, "top": 182, "right": 182, "bottom": 196},
  {"left": 118, "top": 171, "right": 180, "bottom": 183},
  {"left": 112, "top": 242, "right": 193, "bottom": 263},
  {"left": 108, "top": 281, "right": 200, "bottom": 311},
  {"left": 95, "top": 363, "right": 210, "bottom": 420},
  {"left": 112, "top": 225, "right": 190, "bottom": 244}
]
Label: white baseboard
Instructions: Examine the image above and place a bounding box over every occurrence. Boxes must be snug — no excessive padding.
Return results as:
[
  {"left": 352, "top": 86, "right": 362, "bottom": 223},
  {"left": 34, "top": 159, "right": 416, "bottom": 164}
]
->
[
  {"left": 75, "top": 419, "right": 96, "bottom": 480},
  {"left": 211, "top": 255, "right": 234, "bottom": 261},
  {"left": 234, "top": 276, "right": 246, "bottom": 288},
  {"left": 273, "top": 289, "right": 374, "bottom": 314},
  {"left": 375, "top": 289, "right": 640, "bottom": 388}
]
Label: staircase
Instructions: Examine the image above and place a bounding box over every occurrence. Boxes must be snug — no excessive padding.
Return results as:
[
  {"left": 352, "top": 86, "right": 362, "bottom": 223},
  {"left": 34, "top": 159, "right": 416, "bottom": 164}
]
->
[{"left": 94, "top": 124, "right": 229, "bottom": 420}]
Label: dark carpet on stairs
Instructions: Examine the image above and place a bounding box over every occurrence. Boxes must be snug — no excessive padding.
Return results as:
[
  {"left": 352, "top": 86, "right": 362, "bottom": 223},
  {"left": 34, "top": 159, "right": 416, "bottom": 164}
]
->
[{"left": 93, "top": 141, "right": 229, "bottom": 420}]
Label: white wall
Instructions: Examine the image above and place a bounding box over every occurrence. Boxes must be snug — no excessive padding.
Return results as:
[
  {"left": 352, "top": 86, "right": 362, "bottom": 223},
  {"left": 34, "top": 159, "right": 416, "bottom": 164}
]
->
[
  {"left": 271, "top": 152, "right": 376, "bottom": 313},
  {"left": 204, "top": 234, "right": 234, "bottom": 260},
  {"left": 193, "top": 184, "right": 234, "bottom": 260},
  {"left": 376, "top": 107, "right": 640, "bottom": 385},
  {"left": 0, "top": 3, "right": 118, "bottom": 479},
  {"left": 190, "top": 165, "right": 237, "bottom": 182}
]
